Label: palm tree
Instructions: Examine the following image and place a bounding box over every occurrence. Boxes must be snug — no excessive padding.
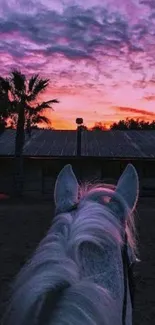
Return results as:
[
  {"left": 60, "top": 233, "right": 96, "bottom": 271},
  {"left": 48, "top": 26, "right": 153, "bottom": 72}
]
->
[
  {"left": 0, "top": 76, "right": 12, "bottom": 133},
  {"left": 25, "top": 100, "right": 56, "bottom": 137},
  {"left": 0, "top": 70, "right": 59, "bottom": 196}
]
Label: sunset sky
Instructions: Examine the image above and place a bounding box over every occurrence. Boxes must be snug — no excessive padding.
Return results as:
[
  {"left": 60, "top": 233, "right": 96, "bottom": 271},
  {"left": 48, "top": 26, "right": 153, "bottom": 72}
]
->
[{"left": 1, "top": 0, "right": 155, "bottom": 129}]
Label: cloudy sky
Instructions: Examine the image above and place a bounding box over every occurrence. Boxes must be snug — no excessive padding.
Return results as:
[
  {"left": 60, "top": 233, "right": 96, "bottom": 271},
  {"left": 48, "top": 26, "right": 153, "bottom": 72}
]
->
[{"left": 1, "top": 0, "right": 155, "bottom": 129}]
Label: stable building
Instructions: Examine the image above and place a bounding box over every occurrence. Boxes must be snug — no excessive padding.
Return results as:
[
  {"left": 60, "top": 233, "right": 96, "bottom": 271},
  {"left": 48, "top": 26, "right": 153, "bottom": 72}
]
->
[{"left": 0, "top": 129, "right": 155, "bottom": 198}]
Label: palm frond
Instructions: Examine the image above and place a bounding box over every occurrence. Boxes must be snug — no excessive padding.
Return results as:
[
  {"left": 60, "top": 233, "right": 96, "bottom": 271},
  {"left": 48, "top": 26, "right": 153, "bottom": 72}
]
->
[
  {"left": 0, "top": 76, "right": 15, "bottom": 116},
  {"left": 0, "top": 106, "right": 9, "bottom": 118},
  {"left": 10, "top": 100, "right": 19, "bottom": 112},
  {"left": 32, "top": 114, "right": 50, "bottom": 125},
  {"left": 32, "top": 99, "right": 59, "bottom": 113},
  {"left": 9, "top": 113, "right": 18, "bottom": 128},
  {"left": 27, "top": 78, "right": 50, "bottom": 101},
  {"left": 10, "top": 70, "right": 26, "bottom": 95},
  {"left": 0, "top": 77, "right": 11, "bottom": 93},
  {"left": 47, "top": 99, "right": 59, "bottom": 104},
  {"left": 28, "top": 74, "right": 39, "bottom": 93}
]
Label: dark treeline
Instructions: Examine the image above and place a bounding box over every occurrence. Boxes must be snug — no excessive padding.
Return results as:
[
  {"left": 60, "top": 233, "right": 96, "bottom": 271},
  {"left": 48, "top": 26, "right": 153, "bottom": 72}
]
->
[
  {"left": 82, "top": 119, "right": 155, "bottom": 131},
  {"left": 110, "top": 118, "right": 155, "bottom": 130}
]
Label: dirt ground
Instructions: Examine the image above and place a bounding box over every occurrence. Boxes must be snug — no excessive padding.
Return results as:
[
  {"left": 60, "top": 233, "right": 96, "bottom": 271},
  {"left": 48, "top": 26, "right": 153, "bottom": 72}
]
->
[{"left": 0, "top": 197, "right": 155, "bottom": 325}]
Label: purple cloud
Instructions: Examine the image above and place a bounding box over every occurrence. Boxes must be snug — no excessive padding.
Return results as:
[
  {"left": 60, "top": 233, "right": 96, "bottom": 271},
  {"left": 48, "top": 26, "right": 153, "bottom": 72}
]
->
[{"left": 0, "top": 0, "right": 155, "bottom": 93}]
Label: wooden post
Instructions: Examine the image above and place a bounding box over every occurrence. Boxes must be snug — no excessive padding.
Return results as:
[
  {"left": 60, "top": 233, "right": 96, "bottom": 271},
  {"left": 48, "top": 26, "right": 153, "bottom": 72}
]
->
[
  {"left": 76, "top": 118, "right": 83, "bottom": 157},
  {"left": 76, "top": 126, "right": 82, "bottom": 156}
]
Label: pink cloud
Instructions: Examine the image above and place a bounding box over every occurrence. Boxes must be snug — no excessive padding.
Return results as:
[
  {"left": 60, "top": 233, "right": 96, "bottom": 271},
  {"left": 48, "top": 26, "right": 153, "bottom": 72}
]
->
[{"left": 0, "top": 0, "right": 155, "bottom": 129}]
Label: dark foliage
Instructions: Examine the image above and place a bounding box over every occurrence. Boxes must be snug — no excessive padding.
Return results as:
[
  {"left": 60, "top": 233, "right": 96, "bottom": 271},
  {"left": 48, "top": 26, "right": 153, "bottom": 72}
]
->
[{"left": 110, "top": 118, "right": 155, "bottom": 130}]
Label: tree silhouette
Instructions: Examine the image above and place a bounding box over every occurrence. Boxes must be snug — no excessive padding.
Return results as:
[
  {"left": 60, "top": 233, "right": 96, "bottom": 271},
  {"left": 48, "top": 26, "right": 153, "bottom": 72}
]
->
[
  {"left": 91, "top": 122, "right": 107, "bottom": 131},
  {"left": 0, "top": 70, "right": 59, "bottom": 196},
  {"left": 110, "top": 118, "right": 155, "bottom": 130},
  {"left": 0, "top": 76, "right": 13, "bottom": 133}
]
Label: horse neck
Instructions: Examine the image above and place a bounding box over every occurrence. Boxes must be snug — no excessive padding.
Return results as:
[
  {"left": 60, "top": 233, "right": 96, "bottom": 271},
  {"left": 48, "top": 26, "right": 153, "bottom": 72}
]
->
[{"left": 79, "top": 242, "right": 123, "bottom": 300}]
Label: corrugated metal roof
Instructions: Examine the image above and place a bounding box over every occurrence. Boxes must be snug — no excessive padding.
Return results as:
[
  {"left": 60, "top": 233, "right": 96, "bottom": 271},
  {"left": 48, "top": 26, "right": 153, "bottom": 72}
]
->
[{"left": 0, "top": 129, "right": 155, "bottom": 158}]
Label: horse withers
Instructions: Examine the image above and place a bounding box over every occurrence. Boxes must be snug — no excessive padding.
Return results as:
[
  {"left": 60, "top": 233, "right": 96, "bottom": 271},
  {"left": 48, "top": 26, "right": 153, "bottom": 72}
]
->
[{"left": 2, "top": 163, "right": 139, "bottom": 325}]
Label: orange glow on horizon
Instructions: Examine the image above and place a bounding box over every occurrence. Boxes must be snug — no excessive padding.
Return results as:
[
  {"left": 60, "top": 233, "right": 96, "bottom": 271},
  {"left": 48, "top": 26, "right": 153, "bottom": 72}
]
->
[
  {"left": 44, "top": 109, "right": 155, "bottom": 130},
  {"left": 39, "top": 86, "right": 155, "bottom": 129},
  {"left": 6, "top": 106, "right": 155, "bottom": 130}
]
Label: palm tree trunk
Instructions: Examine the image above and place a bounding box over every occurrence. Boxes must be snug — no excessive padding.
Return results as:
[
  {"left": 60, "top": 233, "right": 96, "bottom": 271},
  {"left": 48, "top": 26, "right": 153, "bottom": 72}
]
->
[{"left": 13, "top": 102, "right": 25, "bottom": 197}]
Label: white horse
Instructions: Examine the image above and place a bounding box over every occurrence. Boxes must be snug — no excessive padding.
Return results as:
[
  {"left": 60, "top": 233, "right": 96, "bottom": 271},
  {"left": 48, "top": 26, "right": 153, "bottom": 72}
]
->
[{"left": 2, "top": 164, "right": 139, "bottom": 325}]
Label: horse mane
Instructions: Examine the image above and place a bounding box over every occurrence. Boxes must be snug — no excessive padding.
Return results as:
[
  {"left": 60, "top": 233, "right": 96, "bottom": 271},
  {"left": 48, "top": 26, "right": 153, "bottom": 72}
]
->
[
  {"left": 2, "top": 181, "right": 137, "bottom": 325},
  {"left": 79, "top": 181, "right": 138, "bottom": 255}
]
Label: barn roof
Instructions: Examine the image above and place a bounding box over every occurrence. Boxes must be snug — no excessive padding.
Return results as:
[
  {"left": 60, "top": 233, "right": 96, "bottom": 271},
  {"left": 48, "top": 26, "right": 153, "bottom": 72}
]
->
[{"left": 0, "top": 129, "right": 155, "bottom": 158}]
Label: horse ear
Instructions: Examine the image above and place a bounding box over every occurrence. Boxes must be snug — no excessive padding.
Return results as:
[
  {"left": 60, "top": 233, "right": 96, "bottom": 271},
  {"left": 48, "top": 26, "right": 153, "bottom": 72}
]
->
[
  {"left": 115, "top": 164, "right": 139, "bottom": 212},
  {"left": 54, "top": 164, "right": 79, "bottom": 214}
]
